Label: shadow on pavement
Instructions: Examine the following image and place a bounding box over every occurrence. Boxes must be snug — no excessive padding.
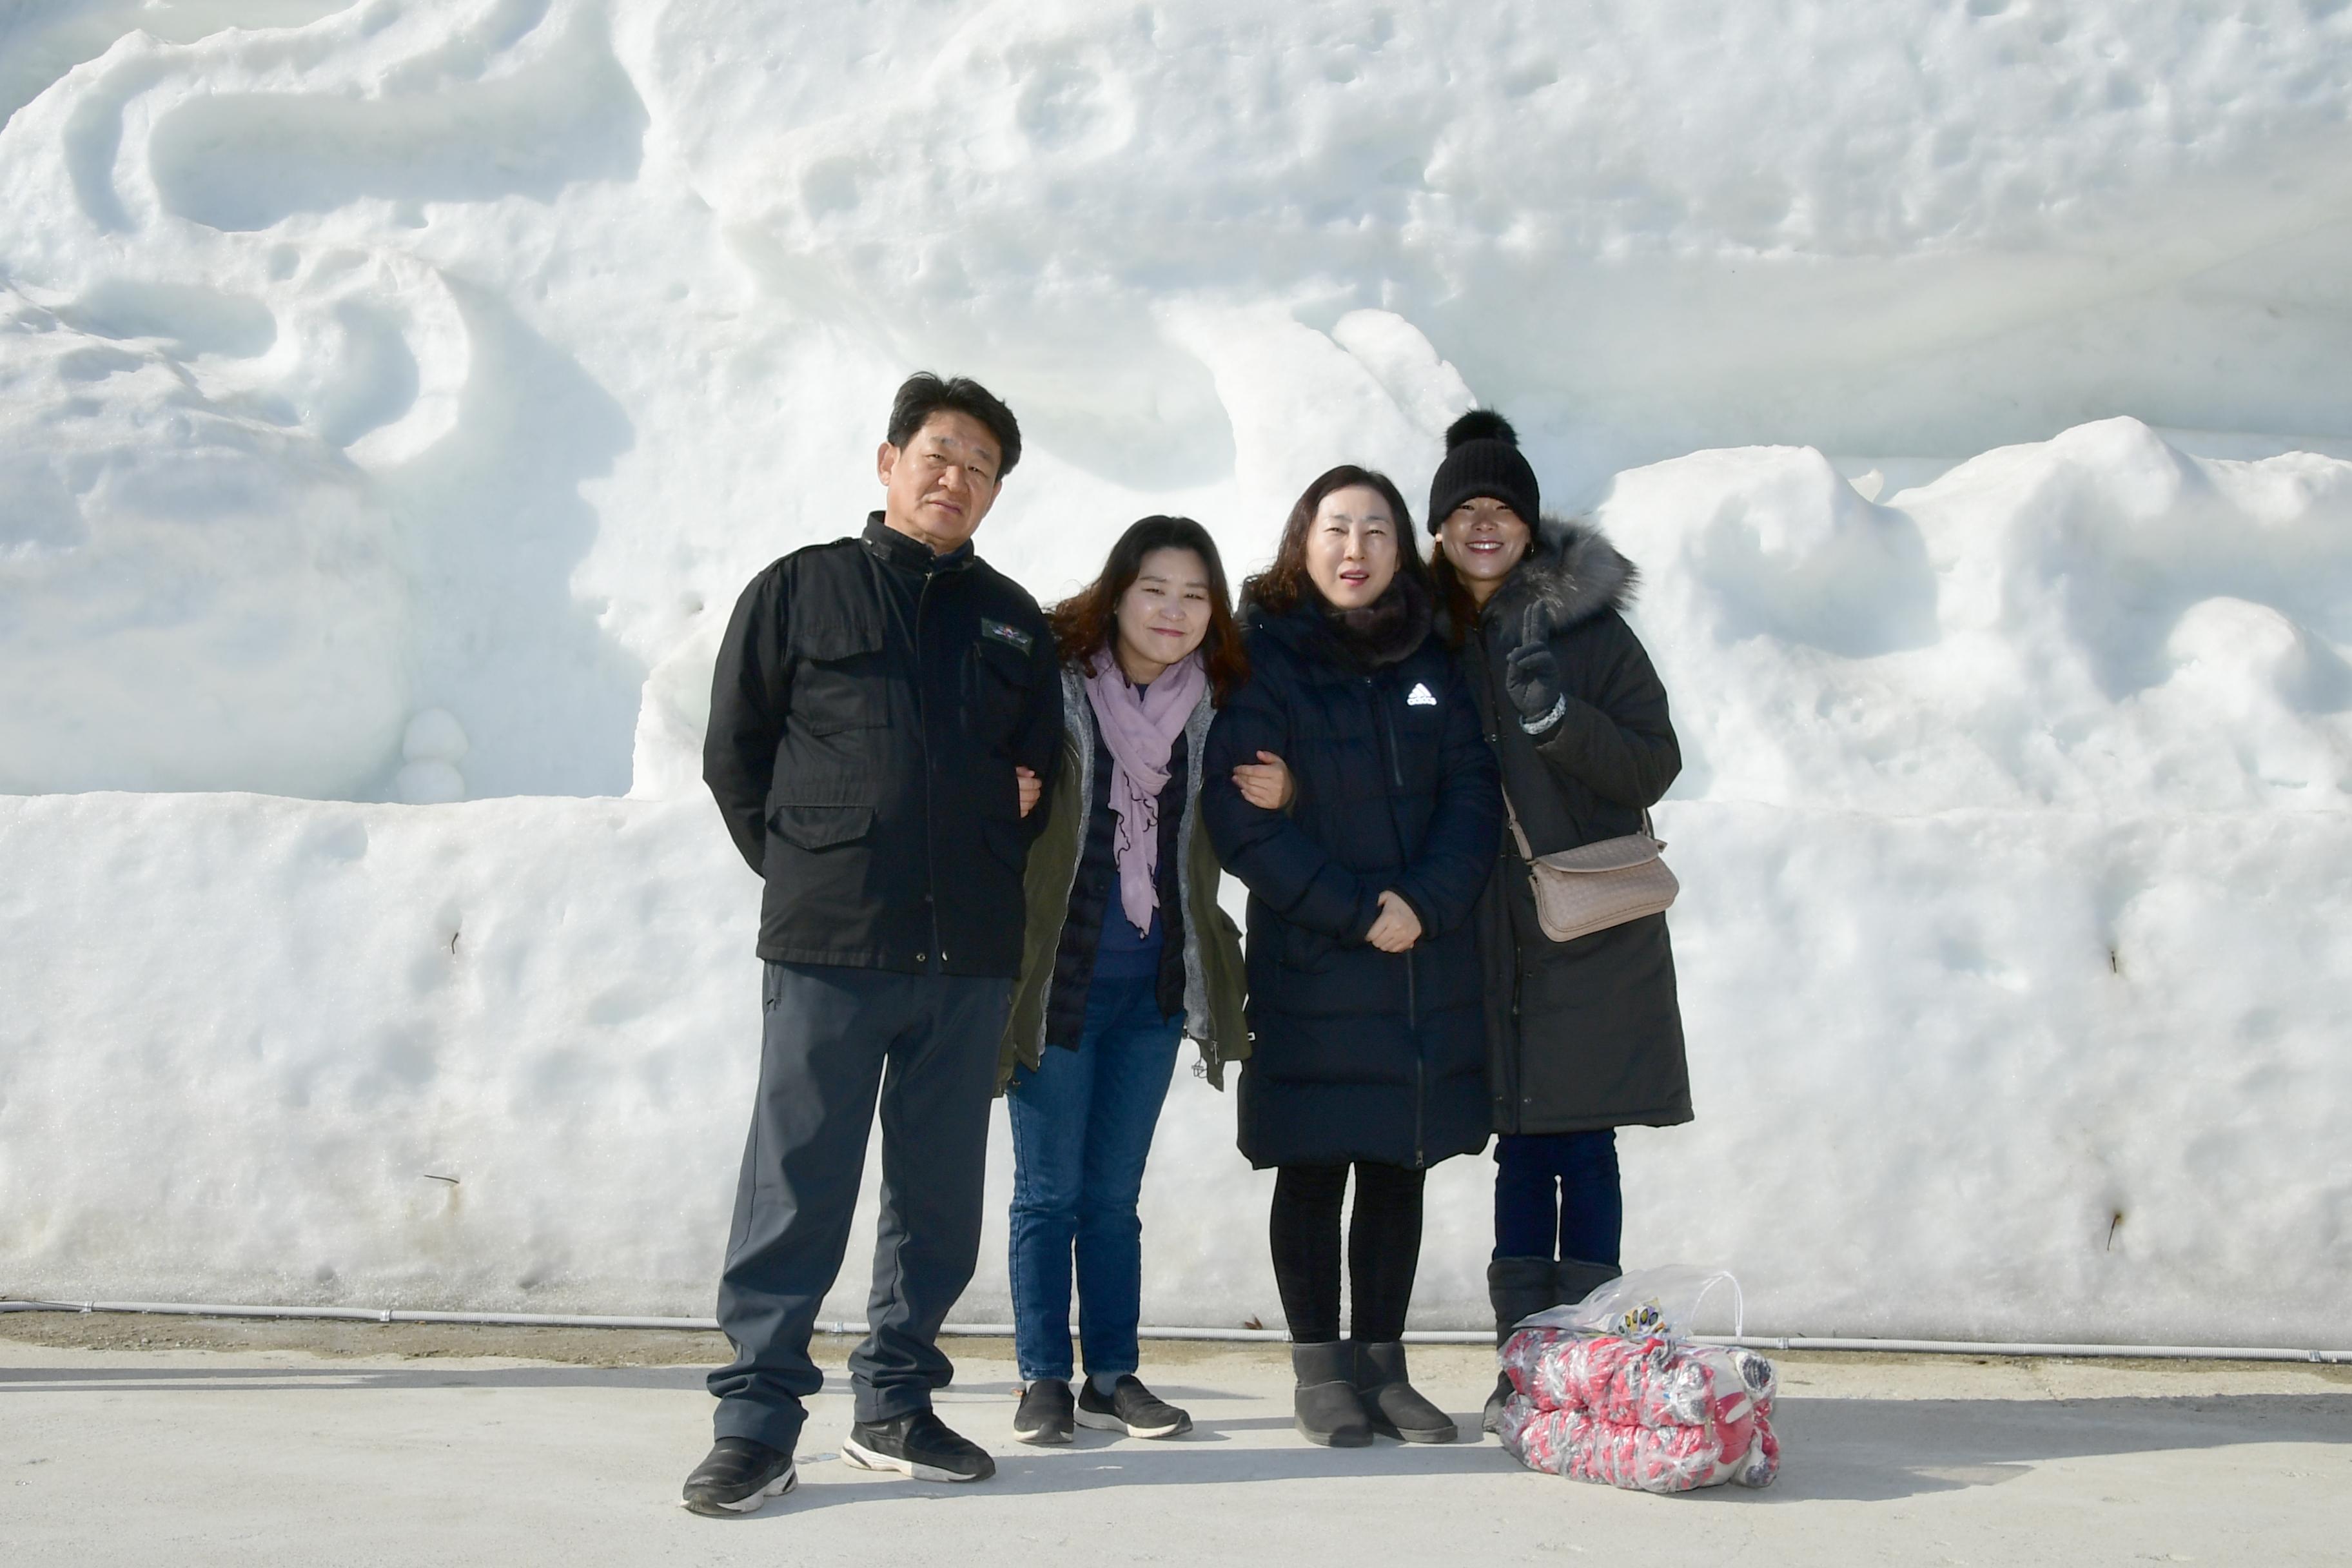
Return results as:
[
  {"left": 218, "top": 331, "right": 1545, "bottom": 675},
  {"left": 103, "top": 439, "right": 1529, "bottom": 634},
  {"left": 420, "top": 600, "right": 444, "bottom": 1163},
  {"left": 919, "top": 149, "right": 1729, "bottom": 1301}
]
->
[
  {"left": 1743, "top": 1394, "right": 2352, "bottom": 1504},
  {"left": 10, "top": 1361, "right": 2346, "bottom": 1509}
]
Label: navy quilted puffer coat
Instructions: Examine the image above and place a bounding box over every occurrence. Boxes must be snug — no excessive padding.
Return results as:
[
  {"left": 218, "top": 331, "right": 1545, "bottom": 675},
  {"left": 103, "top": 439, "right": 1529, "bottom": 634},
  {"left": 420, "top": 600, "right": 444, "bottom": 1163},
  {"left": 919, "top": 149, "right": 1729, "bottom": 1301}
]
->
[{"left": 1201, "top": 587, "right": 1502, "bottom": 1170}]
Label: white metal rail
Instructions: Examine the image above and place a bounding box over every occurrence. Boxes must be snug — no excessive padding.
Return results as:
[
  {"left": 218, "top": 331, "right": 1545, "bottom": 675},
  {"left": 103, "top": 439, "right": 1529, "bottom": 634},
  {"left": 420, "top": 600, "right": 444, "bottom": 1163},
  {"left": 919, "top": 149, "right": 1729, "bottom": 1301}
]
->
[{"left": 6, "top": 1298, "right": 2347, "bottom": 1362}]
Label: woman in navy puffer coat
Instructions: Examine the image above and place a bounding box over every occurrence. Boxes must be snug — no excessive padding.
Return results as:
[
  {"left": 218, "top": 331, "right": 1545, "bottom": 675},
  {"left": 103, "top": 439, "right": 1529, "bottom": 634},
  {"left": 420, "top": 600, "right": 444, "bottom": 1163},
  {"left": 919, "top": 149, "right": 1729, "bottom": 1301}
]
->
[{"left": 1202, "top": 465, "right": 1500, "bottom": 1449}]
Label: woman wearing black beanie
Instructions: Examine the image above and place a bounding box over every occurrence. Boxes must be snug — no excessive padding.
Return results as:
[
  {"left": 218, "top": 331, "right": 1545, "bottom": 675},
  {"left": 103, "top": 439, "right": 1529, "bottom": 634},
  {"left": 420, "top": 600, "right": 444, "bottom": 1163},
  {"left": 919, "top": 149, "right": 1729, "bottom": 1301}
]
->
[{"left": 1424, "top": 411, "right": 1693, "bottom": 1433}]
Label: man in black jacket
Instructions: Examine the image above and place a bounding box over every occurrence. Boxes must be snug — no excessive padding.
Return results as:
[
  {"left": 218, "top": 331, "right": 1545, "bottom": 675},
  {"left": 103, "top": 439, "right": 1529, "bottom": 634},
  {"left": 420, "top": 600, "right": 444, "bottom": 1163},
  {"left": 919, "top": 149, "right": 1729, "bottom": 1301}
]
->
[{"left": 683, "top": 374, "right": 1063, "bottom": 1515}]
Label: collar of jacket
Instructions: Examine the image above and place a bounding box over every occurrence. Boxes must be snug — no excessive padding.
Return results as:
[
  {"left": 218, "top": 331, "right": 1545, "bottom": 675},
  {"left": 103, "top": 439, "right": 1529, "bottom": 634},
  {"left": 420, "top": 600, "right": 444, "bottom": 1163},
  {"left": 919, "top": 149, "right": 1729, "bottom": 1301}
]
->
[
  {"left": 861, "top": 511, "right": 976, "bottom": 576},
  {"left": 1451, "top": 514, "right": 1638, "bottom": 654},
  {"left": 1250, "top": 572, "right": 1432, "bottom": 672}
]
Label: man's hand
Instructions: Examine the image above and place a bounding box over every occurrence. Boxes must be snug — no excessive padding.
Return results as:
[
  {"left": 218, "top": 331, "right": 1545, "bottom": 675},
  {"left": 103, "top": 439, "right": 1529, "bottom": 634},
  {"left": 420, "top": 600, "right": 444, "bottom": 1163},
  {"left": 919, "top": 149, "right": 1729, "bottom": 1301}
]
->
[
  {"left": 1015, "top": 766, "right": 1042, "bottom": 819},
  {"left": 1232, "top": 750, "right": 1295, "bottom": 810},
  {"left": 1365, "top": 890, "right": 1423, "bottom": 953}
]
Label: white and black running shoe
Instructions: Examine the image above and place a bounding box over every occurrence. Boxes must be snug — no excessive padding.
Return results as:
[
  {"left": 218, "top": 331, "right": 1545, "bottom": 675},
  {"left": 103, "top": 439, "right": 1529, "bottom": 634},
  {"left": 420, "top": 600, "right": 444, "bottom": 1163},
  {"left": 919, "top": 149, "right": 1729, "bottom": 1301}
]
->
[
  {"left": 1013, "top": 1378, "right": 1075, "bottom": 1445},
  {"left": 842, "top": 1411, "right": 997, "bottom": 1482},
  {"left": 1074, "top": 1375, "right": 1193, "bottom": 1439},
  {"left": 681, "top": 1437, "right": 798, "bottom": 1516}
]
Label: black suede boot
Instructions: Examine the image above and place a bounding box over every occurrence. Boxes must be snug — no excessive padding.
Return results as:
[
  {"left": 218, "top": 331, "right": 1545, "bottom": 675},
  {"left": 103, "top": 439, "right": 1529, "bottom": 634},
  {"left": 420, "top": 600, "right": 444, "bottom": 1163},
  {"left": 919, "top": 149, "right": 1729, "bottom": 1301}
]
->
[
  {"left": 1351, "top": 1340, "right": 1458, "bottom": 1443},
  {"left": 1291, "top": 1340, "right": 1373, "bottom": 1447},
  {"left": 1554, "top": 1257, "right": 1622, "bottom": 1314},
  {"left": 1484, "top": 1256, "right": 1560, "bottom": 1434}
]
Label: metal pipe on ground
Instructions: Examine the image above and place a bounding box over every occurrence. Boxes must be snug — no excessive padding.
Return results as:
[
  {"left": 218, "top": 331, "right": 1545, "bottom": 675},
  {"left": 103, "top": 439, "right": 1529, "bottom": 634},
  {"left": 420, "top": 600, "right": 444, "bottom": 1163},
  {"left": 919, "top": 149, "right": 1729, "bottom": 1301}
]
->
[{"left": 5, "top": 1298, "right": 2347, "bottom": 1363}]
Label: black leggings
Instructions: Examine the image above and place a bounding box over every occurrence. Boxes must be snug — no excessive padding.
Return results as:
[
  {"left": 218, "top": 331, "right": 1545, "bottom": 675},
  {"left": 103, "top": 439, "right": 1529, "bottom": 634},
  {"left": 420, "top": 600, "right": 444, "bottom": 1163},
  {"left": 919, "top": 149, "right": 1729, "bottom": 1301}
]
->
[{"left": 1269, "top": 1162, "right": 1426, "bottom": 1344}]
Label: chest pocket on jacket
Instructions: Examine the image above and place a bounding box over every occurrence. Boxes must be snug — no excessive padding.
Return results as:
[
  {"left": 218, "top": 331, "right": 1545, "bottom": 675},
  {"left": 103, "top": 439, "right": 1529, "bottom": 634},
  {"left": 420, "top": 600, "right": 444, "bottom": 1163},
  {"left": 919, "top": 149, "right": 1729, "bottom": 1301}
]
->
[
  {"left": 964, "top": 636, "right": 1034, "bottom": 748},
  {"left": 794, "top": 617, "right": 888, "bottom": 735},
  {"left": 778, "top": 614, "right": 887, "bottom": 804}
]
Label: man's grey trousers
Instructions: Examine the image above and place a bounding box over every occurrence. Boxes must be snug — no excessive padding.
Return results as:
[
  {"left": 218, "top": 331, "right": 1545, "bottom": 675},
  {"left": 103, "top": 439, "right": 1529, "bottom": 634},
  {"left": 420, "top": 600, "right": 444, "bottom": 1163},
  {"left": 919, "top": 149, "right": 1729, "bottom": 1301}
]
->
[{"left": 709, "top": 960, "right": 1012, "bottom": 1453}]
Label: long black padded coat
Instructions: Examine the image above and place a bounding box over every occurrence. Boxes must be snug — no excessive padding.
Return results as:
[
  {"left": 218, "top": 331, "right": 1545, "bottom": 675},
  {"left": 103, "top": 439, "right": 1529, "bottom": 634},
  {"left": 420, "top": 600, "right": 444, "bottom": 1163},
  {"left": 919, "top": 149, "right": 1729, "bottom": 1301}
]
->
[
  {"left": 1456, "top": 516, "right": 1692, "bottom": 1135},
  {"left": 1200, "top": 582, "right": 1502, "bottom": 1170}
]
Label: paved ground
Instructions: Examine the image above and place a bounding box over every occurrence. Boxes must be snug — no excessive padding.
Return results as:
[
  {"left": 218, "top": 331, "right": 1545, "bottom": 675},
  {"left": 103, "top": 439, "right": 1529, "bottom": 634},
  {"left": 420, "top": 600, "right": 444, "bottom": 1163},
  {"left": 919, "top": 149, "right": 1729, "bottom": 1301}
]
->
[{"left": 3, "top": 1315, "right": 2347, "bottom": 1566}]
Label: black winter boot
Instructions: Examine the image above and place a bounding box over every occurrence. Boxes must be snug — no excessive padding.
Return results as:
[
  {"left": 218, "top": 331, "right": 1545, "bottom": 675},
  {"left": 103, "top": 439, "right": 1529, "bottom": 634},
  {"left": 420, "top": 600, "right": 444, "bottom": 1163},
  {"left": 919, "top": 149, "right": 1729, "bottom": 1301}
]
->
[
  {"left": 1554, "top": 1257, "right": 1622, "bottom": 1315},
  {"left": 1351, "top": 1340, "right": 1458, "bottom": 1444},
  {"left": 1290, "top": 1340, "right": 1374, "bottom": 1447},
  {"left": 1484, "top": 1255, "right": 1558, "bottom": 1434}
]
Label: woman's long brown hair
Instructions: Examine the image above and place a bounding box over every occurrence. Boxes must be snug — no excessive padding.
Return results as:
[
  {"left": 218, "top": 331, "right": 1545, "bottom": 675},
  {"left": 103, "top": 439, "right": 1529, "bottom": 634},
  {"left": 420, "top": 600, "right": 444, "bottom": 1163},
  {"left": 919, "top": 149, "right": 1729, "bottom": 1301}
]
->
[
  {"left": 1239, "top": 465, "right": 1429, "bottom": 616},
  {"left": 1048, "top": 516, "right": 1250, "bottom": 705}
]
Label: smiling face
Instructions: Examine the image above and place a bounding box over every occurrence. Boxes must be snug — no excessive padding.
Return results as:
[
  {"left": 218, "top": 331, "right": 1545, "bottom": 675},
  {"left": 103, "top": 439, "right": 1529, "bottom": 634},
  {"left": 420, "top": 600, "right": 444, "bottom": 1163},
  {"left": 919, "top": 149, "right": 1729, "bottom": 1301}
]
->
[
  {"left": 1437, "top": 496, "right": 1533, "bottom": 605},
  {"left": 1110, "top": 546, "right": 1213, "bottom": 685},
  {"left": 1303, "top": 484, "right": 1400, "bottom": 610},
  {"left": 876, "top": 410, "right": 1003, "bottom": 553}
]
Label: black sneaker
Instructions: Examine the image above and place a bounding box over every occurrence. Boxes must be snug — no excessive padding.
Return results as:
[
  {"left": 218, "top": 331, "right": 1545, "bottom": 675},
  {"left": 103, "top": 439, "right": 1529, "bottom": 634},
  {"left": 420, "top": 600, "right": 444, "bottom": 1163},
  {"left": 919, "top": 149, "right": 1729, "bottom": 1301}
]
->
[
  {"left": 842, "top": 1410, "right": 997, "bottom": 1482},
  {"left": 1075, "top": 1375, "right": 1193, "bottom": 1439},
  {"left": 1013, "top": 1378, "right": 1075, "bottom": 1445},
  {"left": 681, "top": 1437, "right": 798, "bottom": 1516}
]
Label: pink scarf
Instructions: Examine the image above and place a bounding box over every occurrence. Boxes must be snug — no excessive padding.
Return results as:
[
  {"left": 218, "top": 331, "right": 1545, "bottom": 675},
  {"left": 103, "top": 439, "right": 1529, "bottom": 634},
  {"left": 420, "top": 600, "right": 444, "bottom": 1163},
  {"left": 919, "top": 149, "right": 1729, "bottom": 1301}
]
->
[{"left": 1084, "top": 645, "right": 1208, "bottom": 937}]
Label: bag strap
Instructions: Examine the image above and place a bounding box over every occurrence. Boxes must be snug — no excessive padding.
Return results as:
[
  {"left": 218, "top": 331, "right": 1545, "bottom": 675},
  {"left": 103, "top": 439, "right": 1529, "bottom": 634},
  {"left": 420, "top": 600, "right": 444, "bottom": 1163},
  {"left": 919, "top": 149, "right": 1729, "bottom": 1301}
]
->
[
  {"left": 1501, "top": 784, "right": 1537, "bottom": 861},
  {"left": 1503, "top": 784, "right": 1661, "bottom": 863}
]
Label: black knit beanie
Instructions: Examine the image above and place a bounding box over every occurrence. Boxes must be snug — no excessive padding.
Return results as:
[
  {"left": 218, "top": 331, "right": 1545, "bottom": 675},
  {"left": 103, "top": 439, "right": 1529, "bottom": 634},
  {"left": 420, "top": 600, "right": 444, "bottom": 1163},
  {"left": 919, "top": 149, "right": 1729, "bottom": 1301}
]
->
[{"left": 1427, "top": 409, "right": 1538, "bottom": 534}]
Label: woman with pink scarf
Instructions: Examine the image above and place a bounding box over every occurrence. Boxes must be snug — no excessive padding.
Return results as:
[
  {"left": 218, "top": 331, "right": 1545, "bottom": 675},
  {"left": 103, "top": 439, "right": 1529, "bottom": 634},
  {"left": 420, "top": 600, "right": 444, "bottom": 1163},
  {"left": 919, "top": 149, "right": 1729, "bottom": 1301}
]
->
[{"left": 995, "top": 516, "right": 1259, "bottom": 1447}]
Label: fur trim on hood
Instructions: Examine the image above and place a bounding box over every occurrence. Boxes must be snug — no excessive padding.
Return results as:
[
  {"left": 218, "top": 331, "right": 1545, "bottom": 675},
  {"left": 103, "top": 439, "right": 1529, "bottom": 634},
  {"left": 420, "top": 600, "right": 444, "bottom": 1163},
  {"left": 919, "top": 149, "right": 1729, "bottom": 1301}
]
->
[{"left": 1483, "top": 515, "right": 1638, "bottom": 651}]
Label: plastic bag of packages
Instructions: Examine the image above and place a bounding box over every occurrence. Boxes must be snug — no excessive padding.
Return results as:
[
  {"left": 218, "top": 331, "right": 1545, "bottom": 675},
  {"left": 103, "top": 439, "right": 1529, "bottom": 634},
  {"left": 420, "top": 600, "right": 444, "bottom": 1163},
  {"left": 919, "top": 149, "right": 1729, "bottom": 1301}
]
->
[
  {"left": 1520, "top": 1264, "right": 1747, "bottom": 1342},
  {"left": 1496, "top": 1266, "right": 1780, "bottom": 1494},
  {"left": 1500, "top": 1326, "right": 1779, "bottom": 1430},
  {"left": 1498, "top": 1397, "right": 1779, "bottom": 1494}
]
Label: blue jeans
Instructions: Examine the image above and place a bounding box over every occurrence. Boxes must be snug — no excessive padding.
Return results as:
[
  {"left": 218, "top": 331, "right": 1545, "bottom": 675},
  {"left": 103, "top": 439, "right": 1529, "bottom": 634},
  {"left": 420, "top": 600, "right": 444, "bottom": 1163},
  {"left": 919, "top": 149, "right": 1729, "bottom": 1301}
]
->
[
  {"left": 1493, "top": 1130, "right": 1623, "bottom": 1266},
  {"left": 1006, "top": 970, "right": 1181, "bottom": 1383}
]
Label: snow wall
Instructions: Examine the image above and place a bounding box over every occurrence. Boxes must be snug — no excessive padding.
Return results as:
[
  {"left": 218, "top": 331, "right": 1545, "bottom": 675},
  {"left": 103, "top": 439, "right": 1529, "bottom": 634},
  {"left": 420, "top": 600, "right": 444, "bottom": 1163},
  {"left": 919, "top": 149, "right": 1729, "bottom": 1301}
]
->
[{"left": 3, "top": 0, "right": 2349, "bottom": 1346}]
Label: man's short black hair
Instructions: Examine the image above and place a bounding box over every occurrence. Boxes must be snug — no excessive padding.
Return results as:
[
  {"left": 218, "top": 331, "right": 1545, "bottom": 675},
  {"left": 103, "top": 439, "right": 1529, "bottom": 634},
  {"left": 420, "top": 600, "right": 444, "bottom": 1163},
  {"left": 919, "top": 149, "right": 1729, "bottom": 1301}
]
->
[{"left": 886, "top": 373, "right": 1022, "bottom": 480}]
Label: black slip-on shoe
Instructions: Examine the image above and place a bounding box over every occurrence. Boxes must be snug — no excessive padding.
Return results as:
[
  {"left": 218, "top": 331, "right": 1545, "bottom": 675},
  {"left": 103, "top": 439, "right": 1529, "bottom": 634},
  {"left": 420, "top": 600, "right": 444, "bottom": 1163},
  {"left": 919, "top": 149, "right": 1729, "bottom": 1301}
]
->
[
  {"left": 842, "top": 1410, "right": 997, "bottom": 1482},
  {"left": 1075, "top": 1375, "right": 1193, "bottom": 1439},
  {"left": 681, "top": 1437, "right": 798, "bottom": 1516},
  {"left": 1013, "top": 1378, "right": 1075, "bottom": 1445}
]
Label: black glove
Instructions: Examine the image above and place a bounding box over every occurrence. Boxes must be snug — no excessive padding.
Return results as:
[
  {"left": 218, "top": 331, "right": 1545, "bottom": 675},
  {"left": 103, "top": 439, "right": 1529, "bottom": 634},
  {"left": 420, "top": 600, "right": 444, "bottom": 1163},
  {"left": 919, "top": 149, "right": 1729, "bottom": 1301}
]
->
[{"left": 1505, "top": 641, "right": 1564, "bottom": 732}]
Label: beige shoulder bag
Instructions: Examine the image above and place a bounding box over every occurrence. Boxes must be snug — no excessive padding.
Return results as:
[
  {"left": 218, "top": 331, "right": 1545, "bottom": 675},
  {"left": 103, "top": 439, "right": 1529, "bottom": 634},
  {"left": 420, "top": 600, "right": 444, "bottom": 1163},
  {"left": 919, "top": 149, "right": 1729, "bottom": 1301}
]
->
[{"left": 1502, "top": 789, "right": 1679, "bottom": 943}]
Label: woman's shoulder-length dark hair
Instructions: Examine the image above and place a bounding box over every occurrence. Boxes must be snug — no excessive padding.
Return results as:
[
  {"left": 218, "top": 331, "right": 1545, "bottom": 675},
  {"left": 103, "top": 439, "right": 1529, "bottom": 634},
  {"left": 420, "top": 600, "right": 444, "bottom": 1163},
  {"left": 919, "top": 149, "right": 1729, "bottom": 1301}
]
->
[
  {"left": 1239, "top": 464, "right": 1430, "bottom": 616},
  {"left": 1048, "top": 515, "right": 1250, "bottom": 705}
]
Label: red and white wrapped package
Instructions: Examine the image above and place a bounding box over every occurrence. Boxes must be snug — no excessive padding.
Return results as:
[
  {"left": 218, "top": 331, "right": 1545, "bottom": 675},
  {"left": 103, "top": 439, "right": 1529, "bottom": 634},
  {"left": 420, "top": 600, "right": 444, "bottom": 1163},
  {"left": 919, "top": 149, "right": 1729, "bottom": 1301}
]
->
[
  {"left": 1502, "top": 1326, "right": 1778, "bottom": 1430},
  {"left": 1498, "top": 1395, "right": 1779, "bottom": 1493},
  {"left": 1496, "top": 1327, "right": 1780, "bottom": 1494}
]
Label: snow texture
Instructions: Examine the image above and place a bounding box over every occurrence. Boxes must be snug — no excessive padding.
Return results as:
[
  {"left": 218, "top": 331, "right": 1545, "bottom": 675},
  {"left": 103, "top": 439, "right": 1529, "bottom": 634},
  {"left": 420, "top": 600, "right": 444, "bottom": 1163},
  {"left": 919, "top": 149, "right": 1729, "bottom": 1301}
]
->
[{"left": 2, "top": 1, "right": 2349, "bottom": 1343}]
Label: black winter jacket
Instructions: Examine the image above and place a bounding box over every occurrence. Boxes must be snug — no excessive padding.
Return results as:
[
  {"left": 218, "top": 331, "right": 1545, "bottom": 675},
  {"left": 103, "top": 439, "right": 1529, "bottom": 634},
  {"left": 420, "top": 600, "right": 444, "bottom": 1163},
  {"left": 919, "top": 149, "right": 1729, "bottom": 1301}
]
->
[
  {"left": 704, "top": 514, "right": 1063, "bottom": 975},
  {"left": 1457, "top": 517, "right": 1692, "bottom": 1134},
  {"left": 1202, "top": 583, "right": 1502, "bottom": 1170}
]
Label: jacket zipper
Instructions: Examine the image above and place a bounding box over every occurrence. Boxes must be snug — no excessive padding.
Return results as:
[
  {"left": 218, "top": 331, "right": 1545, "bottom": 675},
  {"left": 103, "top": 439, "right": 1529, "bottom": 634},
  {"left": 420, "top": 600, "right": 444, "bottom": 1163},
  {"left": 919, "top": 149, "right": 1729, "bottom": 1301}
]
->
[
  {"left": 1408, "top": 948, "right": 1424, "bottom": 1168},
  {"left": 1371, "top": 676, "right": 1404, "bottom": 790},
  {"left": 917, "top": 568, "right": 942, "bottom": 970},
  {"left": 1371, "top": 674, "right": 1425, "bottom": 1168}
]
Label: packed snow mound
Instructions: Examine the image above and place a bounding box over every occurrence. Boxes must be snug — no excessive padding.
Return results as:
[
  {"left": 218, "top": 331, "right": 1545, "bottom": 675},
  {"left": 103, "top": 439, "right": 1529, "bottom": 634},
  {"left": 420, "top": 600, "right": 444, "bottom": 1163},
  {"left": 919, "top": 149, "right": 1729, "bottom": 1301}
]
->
[
  {"left": 0, "top": 288, "right": 410, "bottom": 796},
  {"left": 3, "top": 2, "right": 2351, "bottom": 1341},
  {"left": 1604, "top": 421, "right": 2352, "bottom": 813},
  {"left": 6, "top": 0, "right": 2352, "bottom": 797},
  {"left": 3, "top": 791, "right": 2346, "bottom": 1346},
  {"left": 1, "top": 0, "right": 650, "bottom": 799}
]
